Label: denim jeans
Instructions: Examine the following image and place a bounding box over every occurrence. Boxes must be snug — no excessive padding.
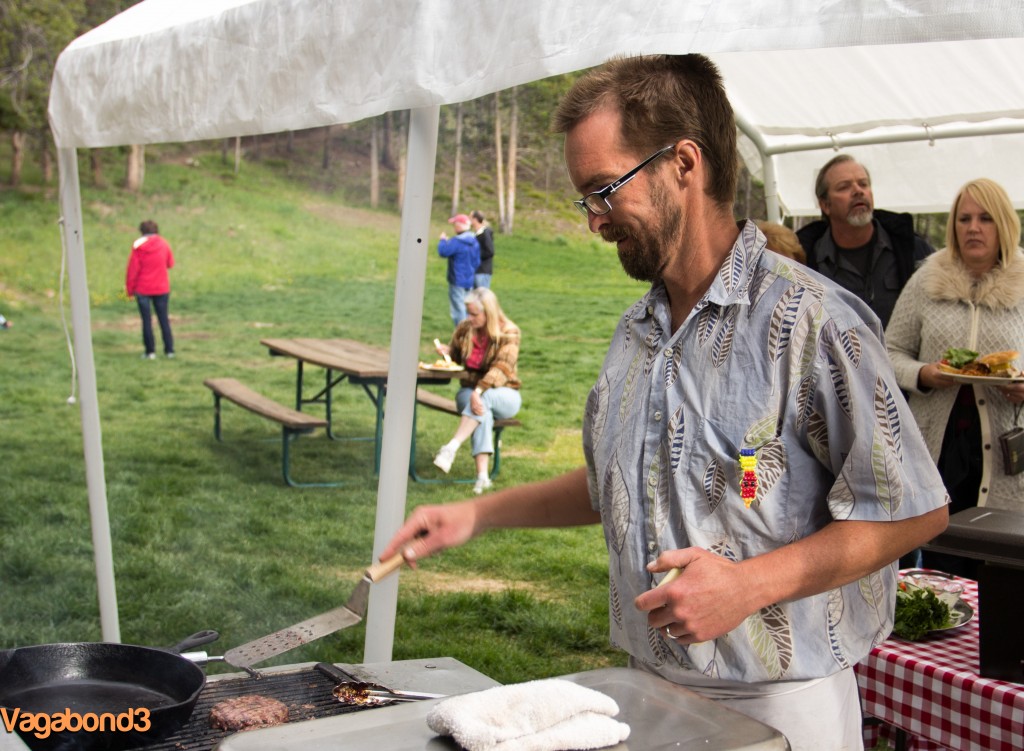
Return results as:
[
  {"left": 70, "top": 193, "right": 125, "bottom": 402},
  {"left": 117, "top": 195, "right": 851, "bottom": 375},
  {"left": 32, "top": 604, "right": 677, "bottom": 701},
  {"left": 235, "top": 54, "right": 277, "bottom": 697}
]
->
[
  {"left": 448, "top": 285, "right": 471, "bottom": 327},
  {"left": 456, "top": 386, "right": 522, "bottom": 455},
  {"left": 473, "top": 273, "right": 492, "bottom": 289},
  {"left": 136, "top": 293, "right": 174, "bottom": 355}
]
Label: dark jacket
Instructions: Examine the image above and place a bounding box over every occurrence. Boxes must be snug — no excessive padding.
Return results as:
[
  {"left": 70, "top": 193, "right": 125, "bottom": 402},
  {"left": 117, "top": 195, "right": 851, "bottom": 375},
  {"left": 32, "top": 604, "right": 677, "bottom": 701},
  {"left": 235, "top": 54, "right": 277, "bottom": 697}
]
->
[
  {"left": 796, "top": 208, "right": 934, "bottom": 326},
  {"left": 475, "top": 225, "right": 495, "bottom": 275}
]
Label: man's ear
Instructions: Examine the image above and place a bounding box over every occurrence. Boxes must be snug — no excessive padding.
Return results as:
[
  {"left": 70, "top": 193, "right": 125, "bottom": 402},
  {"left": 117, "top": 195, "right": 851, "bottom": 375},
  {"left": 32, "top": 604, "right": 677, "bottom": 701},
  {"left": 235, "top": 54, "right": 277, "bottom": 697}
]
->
[
  {"left": 818, "top": 197, "right": 831, "bottom": 218},
  {"left": 672, "top": 140, "right": 701, "bottom": 181}
]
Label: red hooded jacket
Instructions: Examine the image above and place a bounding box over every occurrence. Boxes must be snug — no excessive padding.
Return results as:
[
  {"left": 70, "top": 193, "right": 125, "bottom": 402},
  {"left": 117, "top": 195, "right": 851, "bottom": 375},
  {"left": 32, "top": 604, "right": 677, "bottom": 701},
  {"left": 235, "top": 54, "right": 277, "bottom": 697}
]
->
[{"left": 126, "top": 234, "right": 175, "bottom": 297}]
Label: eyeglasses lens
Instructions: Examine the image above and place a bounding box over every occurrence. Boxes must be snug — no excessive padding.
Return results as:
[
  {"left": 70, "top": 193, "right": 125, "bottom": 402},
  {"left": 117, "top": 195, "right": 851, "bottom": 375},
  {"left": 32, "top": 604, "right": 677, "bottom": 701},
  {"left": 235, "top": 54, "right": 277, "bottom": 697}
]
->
[{"left": 584, "top": 195, "right": 611, "bottom": 215}]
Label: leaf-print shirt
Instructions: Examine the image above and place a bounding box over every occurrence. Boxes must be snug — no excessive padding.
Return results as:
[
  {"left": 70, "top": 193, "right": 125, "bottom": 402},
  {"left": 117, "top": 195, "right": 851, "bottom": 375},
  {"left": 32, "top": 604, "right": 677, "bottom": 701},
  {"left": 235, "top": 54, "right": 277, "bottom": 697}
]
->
[{"left": 582, "top": 220, "right": 948, "bottom": 684}]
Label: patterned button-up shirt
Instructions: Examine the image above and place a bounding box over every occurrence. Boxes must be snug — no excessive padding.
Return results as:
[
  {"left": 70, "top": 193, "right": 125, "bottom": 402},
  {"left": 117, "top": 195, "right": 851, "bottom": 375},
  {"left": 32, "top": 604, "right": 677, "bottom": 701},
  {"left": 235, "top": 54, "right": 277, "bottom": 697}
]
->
[{"left": 583, "top": 220, "right": 948, "bottom": 683}]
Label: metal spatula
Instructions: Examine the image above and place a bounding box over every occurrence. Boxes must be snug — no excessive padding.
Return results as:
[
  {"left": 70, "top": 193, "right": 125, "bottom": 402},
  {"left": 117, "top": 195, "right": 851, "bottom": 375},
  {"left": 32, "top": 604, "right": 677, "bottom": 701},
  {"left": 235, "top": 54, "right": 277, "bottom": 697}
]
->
[{"left": 217, "top": 553, "right": 405, "bottom": 670}]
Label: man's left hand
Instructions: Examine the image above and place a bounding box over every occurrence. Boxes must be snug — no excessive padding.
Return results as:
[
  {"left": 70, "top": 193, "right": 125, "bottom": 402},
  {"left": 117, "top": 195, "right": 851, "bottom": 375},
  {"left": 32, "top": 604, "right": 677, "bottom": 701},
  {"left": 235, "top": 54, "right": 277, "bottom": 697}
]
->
[{"left": 635, "top": 548, "right": 753, "bottom": 644}]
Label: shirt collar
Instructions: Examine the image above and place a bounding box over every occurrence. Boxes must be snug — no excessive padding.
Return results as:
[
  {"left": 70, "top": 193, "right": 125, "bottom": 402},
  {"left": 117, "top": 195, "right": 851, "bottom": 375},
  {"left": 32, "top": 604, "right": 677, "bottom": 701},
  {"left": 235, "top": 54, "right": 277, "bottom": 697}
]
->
[{"left": 625, "top": 219, "right": 765, "bottom": 325}]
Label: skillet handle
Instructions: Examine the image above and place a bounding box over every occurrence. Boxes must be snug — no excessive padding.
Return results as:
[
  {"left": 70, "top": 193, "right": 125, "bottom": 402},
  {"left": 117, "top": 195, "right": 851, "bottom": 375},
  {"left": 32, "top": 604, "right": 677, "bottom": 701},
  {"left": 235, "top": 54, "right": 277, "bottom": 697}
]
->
[{"left": 168, "top": 630, "right": 220, "bottom": 654}]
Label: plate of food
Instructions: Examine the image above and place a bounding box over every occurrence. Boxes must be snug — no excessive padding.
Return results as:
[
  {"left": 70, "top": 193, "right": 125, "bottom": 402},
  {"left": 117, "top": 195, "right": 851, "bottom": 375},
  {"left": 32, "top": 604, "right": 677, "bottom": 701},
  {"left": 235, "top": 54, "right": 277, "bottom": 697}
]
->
[
  {"left": 938, "top": 348, "right": 1024, "bottom": 384},
  {"left": 934, "top": 598, "right": 975, "bottom": 633},
  {"left": 894, "top": 569, "right": 974, "bottom": 640},
  {"left": 418, "top": 358, "right": 464, "bottom": 372}
]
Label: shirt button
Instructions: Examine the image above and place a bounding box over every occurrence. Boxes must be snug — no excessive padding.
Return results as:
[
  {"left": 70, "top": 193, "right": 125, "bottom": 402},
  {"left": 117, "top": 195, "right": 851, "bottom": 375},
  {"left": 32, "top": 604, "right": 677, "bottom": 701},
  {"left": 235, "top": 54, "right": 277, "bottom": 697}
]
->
[
  {"left": 978, "top": 399, "right": 986, "bottom": 405},
  {"left": 654, "top": 411, "right": 663, "bottom": 422},
  {"left": 664, "top": 348, "right": 672, "bottom": 357},
  {"left": 984, "top": 443, "right": 991, "bottom": 450},
  {"left": 647, "top": 305, "right": 654, "bottom": 315},
  {"left": 647, "top": 542, "right": 657, "bottom": 553}
]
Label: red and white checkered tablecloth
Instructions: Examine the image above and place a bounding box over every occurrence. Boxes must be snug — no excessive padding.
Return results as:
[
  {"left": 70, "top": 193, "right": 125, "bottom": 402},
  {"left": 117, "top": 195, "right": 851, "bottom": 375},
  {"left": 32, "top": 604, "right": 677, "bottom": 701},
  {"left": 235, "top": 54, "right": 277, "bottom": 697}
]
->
[{"left": 856, "top": 575, "right": 1024, "bottom": 751}]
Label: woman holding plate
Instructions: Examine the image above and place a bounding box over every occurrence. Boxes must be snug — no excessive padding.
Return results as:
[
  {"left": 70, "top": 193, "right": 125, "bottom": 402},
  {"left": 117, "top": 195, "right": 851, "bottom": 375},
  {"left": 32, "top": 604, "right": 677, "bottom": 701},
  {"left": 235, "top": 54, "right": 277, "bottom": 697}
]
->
[
  {"left": 431, "top": 288, "right": 522, "bottom": 494},
  {"left": 886, "top": 178, "right": 1024, "bottom": 573}
]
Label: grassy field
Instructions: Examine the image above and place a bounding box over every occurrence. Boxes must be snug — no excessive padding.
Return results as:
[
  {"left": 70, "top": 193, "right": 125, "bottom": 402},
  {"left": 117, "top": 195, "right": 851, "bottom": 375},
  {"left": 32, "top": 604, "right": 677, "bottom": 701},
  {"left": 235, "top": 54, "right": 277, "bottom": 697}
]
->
[{"left": 0, "top": 147, "right": 651, "bottom": 683}]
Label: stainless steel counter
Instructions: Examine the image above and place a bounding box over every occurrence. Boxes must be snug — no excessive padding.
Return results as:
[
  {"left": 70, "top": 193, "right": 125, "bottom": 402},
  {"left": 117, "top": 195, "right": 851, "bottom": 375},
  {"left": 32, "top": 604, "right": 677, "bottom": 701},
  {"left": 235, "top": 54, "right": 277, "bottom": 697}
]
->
[
  {"left": 218, "top": 666, "right": 789, "bottom": 751},
  {"left": 1, "top": 659, "right": 790, "bottom": 750}
]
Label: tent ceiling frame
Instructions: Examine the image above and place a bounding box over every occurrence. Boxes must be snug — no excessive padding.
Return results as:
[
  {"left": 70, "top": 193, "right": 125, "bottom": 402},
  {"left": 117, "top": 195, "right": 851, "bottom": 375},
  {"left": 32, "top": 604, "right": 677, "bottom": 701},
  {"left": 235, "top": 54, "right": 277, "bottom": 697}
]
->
[{"left": 738, "top": 115, "right": 1024, "bottom": 220}]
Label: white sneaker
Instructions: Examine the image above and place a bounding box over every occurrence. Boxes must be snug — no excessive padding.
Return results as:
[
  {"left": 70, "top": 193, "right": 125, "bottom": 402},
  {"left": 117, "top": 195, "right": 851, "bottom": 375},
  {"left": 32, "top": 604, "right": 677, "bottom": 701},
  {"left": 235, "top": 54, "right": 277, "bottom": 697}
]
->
[
  {"left": 433, "top": 444, "right": 457, "bottom": 474},
  {"left": 473, "top": 476, "right": 493, "bottom": 495}
]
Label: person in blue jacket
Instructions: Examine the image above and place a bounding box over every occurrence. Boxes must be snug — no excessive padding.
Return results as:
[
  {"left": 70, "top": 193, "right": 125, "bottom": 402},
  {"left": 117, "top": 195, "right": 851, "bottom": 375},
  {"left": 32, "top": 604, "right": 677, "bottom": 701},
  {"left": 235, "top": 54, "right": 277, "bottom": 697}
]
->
[{"left": 438, "top": 214, "right": 481, "bottom": 326}]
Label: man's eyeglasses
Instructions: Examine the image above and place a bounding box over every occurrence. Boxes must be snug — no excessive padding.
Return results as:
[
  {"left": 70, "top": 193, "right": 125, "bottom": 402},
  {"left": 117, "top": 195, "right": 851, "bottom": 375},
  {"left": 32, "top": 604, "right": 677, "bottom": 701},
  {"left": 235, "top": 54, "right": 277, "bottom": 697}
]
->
[{"left": 572, "top": 145, "right": 676, "bottom": 217}]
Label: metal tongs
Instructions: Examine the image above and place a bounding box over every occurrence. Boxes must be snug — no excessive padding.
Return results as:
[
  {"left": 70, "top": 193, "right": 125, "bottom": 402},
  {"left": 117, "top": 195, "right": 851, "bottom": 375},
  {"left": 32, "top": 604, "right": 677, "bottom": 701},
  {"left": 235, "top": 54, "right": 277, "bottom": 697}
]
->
[
  {"left": 315, "top": 662, "right": 446, "bottom": 704},
  {"left": 353, "top": 687, "right": 446, "bottom": 702}
]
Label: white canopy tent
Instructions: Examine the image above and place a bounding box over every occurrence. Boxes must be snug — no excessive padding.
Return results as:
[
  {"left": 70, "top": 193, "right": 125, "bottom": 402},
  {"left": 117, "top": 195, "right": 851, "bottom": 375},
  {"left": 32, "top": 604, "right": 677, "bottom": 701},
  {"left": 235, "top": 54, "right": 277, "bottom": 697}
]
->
[{"left": 48, "top": 0, "right": 1024, "bottom": 662}]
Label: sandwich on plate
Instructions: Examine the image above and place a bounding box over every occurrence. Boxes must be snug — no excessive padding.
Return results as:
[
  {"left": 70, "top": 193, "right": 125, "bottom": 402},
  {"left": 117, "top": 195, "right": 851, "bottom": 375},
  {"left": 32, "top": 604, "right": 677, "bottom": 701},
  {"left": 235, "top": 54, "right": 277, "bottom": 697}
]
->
[{"left": 938, "top": 348, "right": 1021, "bottom": 377}]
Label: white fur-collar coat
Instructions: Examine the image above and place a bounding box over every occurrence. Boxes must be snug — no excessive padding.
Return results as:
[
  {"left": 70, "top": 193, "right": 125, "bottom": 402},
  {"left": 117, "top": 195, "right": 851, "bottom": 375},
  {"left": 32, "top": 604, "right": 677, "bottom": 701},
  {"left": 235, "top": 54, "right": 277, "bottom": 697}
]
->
[{"left": 885, "top": 247, "right": 1024, "bottom": 509}]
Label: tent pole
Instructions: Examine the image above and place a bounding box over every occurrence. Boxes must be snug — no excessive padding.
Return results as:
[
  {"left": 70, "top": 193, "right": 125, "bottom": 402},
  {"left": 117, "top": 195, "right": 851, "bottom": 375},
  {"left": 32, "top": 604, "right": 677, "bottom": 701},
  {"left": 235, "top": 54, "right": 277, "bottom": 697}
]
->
[
  {"left": 57, "top": 147, "right": 121, "bottom": 642},
  {"left": 364, "top": 105, "right": 440, "bottom": 663},
  {"left": 762, "top": 155, "right": 781, "bottom": 223},
  {"left": 760, "top": 120, "right": 1024, "bottom": 156},
  {"left": 736, "top": 113, "right": 782, "bottom": 222}
]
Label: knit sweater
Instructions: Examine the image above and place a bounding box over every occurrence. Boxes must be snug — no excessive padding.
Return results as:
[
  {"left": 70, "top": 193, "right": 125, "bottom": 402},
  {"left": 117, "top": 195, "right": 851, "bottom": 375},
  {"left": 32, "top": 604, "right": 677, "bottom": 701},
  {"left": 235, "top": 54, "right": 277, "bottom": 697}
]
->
[{"left": 885, "top": 247, "right": 1024, "bottom": 509}]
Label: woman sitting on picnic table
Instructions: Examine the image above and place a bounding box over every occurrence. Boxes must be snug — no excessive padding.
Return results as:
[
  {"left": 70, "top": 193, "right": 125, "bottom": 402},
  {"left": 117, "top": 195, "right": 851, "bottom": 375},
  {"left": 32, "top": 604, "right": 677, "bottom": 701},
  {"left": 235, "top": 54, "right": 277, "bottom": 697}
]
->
[{"left": 432, "top": 288, "right": 522, "bottom": 494}]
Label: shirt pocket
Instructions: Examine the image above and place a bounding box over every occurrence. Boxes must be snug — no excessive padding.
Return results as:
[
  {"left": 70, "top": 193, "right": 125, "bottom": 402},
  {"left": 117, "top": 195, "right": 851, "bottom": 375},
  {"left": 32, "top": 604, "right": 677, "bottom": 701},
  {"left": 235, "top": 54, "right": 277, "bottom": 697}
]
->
[{"left": 689, "top": 416, "right": 791, "bottom": 559}]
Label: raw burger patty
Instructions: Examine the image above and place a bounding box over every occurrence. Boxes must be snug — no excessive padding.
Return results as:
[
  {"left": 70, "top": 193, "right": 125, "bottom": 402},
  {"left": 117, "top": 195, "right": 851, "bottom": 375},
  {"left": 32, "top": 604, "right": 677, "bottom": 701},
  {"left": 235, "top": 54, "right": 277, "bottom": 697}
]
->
[{"left": 209, "top": 694, "right": 290, "bottom": 730}]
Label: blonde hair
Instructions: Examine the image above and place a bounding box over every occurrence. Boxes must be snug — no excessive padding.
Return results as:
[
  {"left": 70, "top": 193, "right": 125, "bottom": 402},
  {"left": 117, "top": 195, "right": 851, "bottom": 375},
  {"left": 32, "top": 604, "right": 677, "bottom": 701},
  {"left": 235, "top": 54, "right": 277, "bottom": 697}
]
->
[
  {"left": 465, "top": 288, "right": 515, "bottom": 342},
  {"left": 756, "top": 221, "right": 806, "bottom": 264},
  {"left": 946, "top": 178, "right": 1022, "bottom": 266}
]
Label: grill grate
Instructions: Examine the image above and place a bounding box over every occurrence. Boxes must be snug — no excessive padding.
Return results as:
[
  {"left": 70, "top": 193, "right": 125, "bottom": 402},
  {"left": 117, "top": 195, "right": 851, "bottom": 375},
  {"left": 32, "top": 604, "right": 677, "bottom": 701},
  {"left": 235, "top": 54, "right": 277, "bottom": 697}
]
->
[{"left": 125, "top": 667, "right": 371, "bottom": 751}]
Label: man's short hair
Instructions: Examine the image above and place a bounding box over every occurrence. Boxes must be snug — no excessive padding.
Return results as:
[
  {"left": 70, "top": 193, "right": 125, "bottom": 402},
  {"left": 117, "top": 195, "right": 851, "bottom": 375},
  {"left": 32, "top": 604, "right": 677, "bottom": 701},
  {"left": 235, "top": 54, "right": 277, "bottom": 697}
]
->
[
  {"left": 139, "top": 219, "right": 159, "bottom": 235},
  {"left": 552, "top": 54, "right": 738, "bottom": 208}
]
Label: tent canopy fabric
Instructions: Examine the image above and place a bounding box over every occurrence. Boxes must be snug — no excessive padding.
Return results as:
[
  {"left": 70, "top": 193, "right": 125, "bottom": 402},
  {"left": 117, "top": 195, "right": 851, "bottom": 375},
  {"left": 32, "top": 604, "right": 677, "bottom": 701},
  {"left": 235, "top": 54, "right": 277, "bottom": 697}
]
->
[
  {"left": 45, "top": 0, "right": 1024, "bottom": 654},
  {"left": 50, "top": 0, "right": 1024, "bottom": 216}
]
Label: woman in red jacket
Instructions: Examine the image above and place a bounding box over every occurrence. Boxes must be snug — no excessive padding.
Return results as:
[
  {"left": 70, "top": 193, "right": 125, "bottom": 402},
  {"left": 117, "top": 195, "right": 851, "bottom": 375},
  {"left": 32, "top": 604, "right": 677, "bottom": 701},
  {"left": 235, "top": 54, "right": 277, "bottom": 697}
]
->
[{"left": 126, "top": 219, "right": 175, "bottom": 359}]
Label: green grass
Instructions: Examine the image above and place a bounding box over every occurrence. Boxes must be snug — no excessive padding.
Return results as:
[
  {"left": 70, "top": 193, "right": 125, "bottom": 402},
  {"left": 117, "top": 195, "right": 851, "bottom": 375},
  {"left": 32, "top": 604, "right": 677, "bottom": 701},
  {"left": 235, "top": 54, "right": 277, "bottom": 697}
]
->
[{"left": 0, "top": 149, "right": 648, "bottom": 683}]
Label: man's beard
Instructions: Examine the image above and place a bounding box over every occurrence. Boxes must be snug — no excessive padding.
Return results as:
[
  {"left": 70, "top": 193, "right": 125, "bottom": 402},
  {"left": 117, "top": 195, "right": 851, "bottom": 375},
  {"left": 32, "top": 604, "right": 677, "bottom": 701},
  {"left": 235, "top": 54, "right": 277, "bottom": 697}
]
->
[
  {"left": 846, "top": 206, "right": 874, "bottom": 228},
  {"left": 599, "top": 186, "right": 682, "bottom": 283}
]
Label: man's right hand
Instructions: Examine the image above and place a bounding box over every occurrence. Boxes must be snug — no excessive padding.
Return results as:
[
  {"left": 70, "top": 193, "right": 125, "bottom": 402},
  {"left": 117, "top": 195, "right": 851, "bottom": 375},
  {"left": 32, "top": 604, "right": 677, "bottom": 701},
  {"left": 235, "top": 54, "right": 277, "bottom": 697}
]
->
[{"left": 379, "top": 500, "right": 479, "bottom": 568}]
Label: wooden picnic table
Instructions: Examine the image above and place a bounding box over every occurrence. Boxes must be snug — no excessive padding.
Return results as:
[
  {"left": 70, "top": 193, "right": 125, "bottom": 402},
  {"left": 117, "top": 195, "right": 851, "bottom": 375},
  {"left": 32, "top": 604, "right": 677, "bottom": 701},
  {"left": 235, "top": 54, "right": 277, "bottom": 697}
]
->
[{"left": 260, "top": 337, "right": 459, "bottom": 473}]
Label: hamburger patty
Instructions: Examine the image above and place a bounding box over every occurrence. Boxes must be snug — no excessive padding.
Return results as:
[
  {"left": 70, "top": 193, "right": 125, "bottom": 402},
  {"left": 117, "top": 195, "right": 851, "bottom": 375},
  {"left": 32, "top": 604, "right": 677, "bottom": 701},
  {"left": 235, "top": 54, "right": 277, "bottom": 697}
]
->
[
  {"left": 209, "top": 694, "right": 289, "bottom": 731},
  {"left": 960, "top": 361, "right": 991, "bottom": 376}
]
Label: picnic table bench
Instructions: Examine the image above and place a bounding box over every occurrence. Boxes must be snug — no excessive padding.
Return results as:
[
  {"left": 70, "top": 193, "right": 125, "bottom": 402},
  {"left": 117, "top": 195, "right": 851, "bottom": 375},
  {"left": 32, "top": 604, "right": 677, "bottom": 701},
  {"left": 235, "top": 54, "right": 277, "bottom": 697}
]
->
[{"left": 203, "top": 377, "right": 332, "bottom": 487}]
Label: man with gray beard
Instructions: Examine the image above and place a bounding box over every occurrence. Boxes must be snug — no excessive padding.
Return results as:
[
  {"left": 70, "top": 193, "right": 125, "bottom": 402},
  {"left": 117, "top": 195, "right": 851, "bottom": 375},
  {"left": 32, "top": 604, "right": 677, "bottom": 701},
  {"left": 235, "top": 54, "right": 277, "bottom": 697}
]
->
[{"left": 796, "top": 154, "right": 934, "bottom": 326}]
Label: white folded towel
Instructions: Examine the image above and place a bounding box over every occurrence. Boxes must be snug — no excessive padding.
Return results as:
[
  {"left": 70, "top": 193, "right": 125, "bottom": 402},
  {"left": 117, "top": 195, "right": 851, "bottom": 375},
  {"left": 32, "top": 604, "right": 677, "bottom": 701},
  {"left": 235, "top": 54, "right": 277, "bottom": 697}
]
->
[{"left": 426, "top": 678, "right": 630, "bottom": 751}]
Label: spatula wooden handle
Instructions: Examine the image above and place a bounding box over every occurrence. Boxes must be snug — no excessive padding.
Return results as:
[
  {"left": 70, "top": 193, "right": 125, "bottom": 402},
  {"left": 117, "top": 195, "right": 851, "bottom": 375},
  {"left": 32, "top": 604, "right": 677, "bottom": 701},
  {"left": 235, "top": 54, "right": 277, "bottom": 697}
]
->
[
  {"left": 365, "top": 552, "right": 405, "bottom": 582},
  {"left": 654, "top": 567, "right": 681, "bottom": 588}
]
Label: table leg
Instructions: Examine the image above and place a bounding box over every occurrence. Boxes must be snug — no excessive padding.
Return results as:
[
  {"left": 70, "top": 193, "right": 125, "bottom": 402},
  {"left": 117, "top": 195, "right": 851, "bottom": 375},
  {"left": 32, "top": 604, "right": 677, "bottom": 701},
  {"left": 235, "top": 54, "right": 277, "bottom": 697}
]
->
[
  {"left": 293, "top": 366, "right": 348, "bottom": 440},
  {"left": 371, "top": 383, "right": 384, "bottom": 473},
  {"left": 295, "top": 360, "right": 304, "bottom": 411},
  {"left": 324, "top": 368, "right": 334, "bottom": 439}
]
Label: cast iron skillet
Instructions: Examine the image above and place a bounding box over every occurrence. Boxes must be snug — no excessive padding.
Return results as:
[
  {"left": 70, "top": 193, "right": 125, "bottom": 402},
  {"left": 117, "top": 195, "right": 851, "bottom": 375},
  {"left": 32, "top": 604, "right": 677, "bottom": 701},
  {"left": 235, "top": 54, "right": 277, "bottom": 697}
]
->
[{"left": 0, "top": 632, "right": 218, "bottom": 750}]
